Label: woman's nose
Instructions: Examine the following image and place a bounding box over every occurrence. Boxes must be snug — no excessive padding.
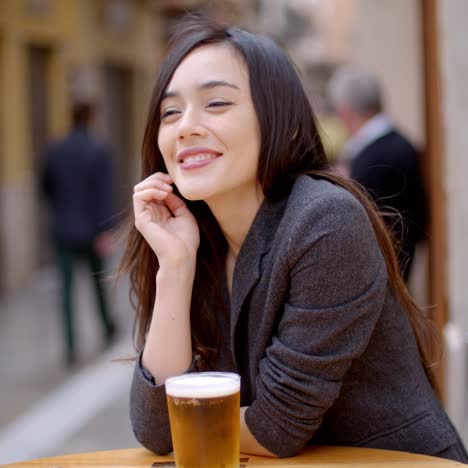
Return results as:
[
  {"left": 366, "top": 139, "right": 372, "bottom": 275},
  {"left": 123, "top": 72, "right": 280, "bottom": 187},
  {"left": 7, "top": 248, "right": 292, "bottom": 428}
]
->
[{"left": 177, "top": 108, "right": 207, "bottom": 140}]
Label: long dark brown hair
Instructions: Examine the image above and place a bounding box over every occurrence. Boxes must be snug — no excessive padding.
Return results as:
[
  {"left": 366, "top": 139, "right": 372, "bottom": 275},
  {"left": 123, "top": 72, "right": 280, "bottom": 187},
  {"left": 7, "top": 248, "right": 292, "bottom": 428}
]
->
[{"left": 119, "top": 15, "right": 438, "bottom": 390}]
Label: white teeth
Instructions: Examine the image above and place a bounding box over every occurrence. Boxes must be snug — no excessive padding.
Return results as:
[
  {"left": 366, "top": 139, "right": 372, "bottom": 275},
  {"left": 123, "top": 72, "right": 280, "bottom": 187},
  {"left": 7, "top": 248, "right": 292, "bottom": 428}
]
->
[{"left": 182, "top": 154, "right": 216, "bottom": 164}]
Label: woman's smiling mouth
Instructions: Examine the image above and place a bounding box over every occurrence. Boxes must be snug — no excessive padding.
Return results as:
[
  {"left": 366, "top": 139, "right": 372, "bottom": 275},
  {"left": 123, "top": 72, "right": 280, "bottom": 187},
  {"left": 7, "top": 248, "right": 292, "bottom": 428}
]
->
[{"left": 177, "top": 147, "right": 222, "bottom": 169}]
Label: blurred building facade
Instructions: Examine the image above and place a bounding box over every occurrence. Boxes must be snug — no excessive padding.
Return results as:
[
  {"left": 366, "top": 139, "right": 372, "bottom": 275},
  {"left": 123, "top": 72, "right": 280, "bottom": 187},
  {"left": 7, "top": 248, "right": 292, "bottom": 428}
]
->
[
  {"left": 257, "top": 0, "right": 356, "bottom": 101},
  {"left": 0, "top": 0, "right": 162, "bottom": 294}
]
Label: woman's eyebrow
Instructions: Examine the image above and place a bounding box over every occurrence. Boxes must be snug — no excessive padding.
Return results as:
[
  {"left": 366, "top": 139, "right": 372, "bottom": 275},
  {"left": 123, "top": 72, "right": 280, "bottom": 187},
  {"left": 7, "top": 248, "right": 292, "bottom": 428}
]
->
[
  {"left": 198, "top": 80, "right": 240, "bottom": 91},
  {"left": 162, "top": 80, "right": 240, "bottom": 100}
]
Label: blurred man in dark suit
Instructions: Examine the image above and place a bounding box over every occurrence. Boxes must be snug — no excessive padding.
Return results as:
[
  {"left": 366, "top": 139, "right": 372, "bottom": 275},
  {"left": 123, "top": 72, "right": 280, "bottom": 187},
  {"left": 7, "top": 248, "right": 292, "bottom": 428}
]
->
[
  {"left": 327, "top": 66, "right": 427, "bottom": 281},
  {"left": 42, "top": 101, "right": 117, "bottom": 366}
]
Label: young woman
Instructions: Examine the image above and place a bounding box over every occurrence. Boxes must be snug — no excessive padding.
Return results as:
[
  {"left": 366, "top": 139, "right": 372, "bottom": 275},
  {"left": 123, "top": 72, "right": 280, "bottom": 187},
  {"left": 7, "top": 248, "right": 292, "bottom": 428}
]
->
[{"left": 121, "top": 16, "right": 467, "bottom": 462}]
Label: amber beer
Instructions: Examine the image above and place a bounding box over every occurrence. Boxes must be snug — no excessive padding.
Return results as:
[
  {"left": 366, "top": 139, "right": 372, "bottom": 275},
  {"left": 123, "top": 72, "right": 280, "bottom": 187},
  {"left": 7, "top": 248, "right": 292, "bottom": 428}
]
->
[{"left": 166, "top": 372, "right": 240, "bottom": 468}]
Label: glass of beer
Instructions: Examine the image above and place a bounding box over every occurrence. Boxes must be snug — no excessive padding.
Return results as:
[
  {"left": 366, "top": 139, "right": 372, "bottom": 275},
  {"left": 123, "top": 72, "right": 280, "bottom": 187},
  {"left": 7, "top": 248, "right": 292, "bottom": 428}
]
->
[{"left": 165, "top": 372, "right": 241, "bottom": 468}]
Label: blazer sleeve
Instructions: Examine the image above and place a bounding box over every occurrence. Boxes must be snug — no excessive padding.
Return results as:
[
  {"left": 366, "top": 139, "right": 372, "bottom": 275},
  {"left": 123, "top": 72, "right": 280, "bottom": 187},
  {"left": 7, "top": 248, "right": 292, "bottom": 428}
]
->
[
  {"left": 129, "top": 352, "right": 201, "bottom": 454},
  {"left": 245, "top": 191, "right": 389, "bottom": 457}
]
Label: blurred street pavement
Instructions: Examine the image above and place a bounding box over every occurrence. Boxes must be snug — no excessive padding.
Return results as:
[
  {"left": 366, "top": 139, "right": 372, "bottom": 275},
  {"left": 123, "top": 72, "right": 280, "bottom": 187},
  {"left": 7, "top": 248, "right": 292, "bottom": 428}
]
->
[{"left": 0, "top": 254, "right": 141, "bottom": 464}]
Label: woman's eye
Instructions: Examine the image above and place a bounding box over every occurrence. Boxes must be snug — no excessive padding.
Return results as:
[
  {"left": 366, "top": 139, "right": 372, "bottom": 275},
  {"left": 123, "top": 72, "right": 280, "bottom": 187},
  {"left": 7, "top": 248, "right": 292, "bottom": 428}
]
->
[
  {"left": 207, "top": 100, "right": 233, "bottom": 108},
  {"left": 161, "top": 108, "right": 180, "bottom": 120}
]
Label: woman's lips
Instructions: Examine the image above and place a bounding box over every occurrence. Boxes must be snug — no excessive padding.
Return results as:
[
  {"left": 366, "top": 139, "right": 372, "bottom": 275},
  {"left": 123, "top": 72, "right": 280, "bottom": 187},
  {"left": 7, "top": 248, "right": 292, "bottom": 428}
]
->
[
  {"left": 180, "top": 153, "right": 220, "bottom": 170},
  {"left": 177, "top": 147, "right": 222, "bottom": 170}
]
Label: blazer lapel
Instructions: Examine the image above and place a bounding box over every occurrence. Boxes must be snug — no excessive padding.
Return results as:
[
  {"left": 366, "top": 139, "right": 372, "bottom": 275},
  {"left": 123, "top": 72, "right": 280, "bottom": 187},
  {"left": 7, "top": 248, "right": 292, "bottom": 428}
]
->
[{"left": 229, "top": 196, "right": 287, "bottom": 365}]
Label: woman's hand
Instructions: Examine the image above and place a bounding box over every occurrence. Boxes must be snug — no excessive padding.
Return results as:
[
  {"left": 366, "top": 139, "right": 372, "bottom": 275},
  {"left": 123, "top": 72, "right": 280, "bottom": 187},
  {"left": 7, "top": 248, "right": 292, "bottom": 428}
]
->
[{"left": 133, "top": 172, "right": 200, "bottom": 266}]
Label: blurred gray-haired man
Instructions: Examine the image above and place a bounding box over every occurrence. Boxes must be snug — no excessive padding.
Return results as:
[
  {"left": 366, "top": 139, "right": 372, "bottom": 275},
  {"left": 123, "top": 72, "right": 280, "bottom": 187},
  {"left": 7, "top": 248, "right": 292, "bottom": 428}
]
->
[{"left": 327, "top": 66, "right": 427, "bottom": 281}]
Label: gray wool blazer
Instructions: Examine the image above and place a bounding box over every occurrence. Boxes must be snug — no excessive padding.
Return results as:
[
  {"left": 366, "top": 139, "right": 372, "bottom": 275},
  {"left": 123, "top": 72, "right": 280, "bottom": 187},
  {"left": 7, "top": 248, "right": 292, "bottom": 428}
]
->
[{"left": 130, "top": 175, "right": 467, "bottom": 461}]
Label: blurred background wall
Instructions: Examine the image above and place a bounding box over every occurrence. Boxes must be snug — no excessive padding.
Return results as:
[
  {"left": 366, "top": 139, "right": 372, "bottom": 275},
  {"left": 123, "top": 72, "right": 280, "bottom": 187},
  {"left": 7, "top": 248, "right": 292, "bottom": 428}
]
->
[{"left": 0, "top": 0, "right": 161, "bottom": 294}]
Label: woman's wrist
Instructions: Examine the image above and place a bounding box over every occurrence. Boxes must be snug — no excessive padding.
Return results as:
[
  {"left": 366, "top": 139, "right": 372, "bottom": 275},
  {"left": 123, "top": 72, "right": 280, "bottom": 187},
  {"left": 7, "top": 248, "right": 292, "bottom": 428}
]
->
[{"left": 157, "top": 257, "right": 196, "bottom": 280}]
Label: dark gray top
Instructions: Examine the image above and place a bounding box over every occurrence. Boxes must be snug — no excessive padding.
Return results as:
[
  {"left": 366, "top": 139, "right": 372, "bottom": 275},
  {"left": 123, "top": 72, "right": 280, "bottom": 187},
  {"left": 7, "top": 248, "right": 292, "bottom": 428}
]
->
[{"left": 130, "top": 175, "right": 466, "bottom": 460}]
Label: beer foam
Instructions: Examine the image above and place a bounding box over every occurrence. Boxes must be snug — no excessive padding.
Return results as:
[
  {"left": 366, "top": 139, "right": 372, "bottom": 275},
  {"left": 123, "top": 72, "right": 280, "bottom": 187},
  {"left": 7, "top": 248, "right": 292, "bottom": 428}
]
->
[{"left": 166, "top": 372, "right": 240, "bottom": 398}]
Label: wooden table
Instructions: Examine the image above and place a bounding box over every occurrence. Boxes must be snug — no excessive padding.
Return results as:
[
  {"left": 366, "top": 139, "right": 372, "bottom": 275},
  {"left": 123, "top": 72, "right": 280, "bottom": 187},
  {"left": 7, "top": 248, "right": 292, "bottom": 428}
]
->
[{"left": 3, "top": 446, "right": 467, "bottom": 467}]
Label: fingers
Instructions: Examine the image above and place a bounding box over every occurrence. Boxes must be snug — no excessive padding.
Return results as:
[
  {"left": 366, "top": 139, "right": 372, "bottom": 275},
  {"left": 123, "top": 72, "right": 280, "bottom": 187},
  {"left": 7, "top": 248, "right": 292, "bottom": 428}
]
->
[
  {"left": 133, "top": 173, "right": 173, "bottom": 215},
  {"left": 164, "top": 192, "right": 192, "bottom": 217},
  {"left": 134, "top": 188, "right": 189, "bottom": 218},
  {"left": 133, "top": 171, "right": 193, "bottom": 221},
  {"left": 133, "top": 187, "right": 169, "bottom": 217},
  {"left": 134, "top": 188, "right": 170, "bottom": 202},
  {"left": 140, "top": 172, "right": 172, "bottom": 184},
  {"left": 134, "top": 172, "right": 173, "bottom": 193}
]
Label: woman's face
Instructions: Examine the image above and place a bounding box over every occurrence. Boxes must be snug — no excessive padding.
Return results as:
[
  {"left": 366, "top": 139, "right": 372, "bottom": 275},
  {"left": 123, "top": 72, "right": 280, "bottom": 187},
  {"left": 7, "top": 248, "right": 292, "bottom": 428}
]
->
[{"left": 157, "top": 44, "right": 261, "bottom": 203}]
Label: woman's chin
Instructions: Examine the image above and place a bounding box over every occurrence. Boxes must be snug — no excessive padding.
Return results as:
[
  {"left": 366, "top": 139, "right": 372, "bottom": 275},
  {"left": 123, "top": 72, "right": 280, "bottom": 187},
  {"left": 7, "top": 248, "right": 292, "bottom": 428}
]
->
[{"left": 178, "top": 187, "right": 212, "bottom": 202}]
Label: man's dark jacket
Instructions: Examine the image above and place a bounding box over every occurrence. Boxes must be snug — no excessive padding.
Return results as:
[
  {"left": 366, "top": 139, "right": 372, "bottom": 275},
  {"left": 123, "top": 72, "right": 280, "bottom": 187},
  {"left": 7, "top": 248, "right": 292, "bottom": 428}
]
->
[
  {"left": 350, "top": 130, "right": 426, "bottom": 278},
  {"left": 41, "top": 128, "right": 114, "bottom": 246}
]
